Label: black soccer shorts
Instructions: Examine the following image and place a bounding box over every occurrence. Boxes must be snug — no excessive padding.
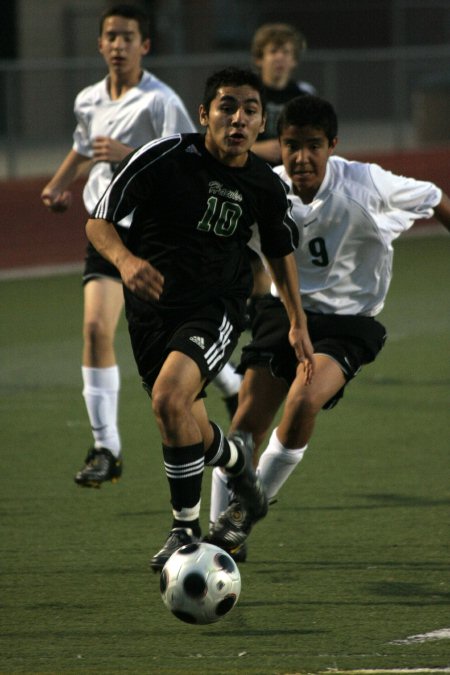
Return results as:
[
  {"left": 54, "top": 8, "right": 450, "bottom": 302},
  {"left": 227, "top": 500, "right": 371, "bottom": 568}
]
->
[
  {"left": 238, "top": 295, "right": 387, "bottom": 410},
  {"left": 128, "top": 297, "right": 245, "bottom": 397}
]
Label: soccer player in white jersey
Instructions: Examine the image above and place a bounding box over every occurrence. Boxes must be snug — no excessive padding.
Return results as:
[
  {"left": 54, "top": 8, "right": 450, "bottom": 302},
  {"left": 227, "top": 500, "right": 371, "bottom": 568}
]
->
[
  {"left": 41, "top": 5, "right": 199, "bottom": 487},
  {"left": 208, "top": 94, "right": 450, "bottom": 559}
]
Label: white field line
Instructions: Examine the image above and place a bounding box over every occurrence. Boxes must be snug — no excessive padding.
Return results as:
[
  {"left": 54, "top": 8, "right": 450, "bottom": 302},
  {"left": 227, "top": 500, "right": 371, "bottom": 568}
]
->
[
  {"left": 390, "top": 628, "right": 450, "bottom": 645},
  {"left": 320, "top": 634, "right": 450, "bottom": 675},
  {"left": 0, "top": 223, "right": 445, "bottom": 282},
  {"left": 0, "top": 261, "right": 83, "bottom": 280},
  {"left": 322, "top": 669, "right": 450, "bottom": 674}
]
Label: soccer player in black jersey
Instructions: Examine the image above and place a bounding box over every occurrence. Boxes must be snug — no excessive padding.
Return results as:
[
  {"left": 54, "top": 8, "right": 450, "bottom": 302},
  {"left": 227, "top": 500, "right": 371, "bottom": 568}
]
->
[{"left": 85, "top": 67, "right": 314, "bottom": 571}]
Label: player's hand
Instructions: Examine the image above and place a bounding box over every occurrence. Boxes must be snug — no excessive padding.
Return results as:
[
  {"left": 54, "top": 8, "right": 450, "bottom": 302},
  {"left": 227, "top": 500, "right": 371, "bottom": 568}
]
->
[
  {"left": 92, "top": 136, "right": 131, "bottom": 164},
  {"left": 288, "top": 326, "right": 315, "bottom": 385},
  {"left": 41, "top": 188, "right": 72, "bottom": 212},
  {"left": 119, "top": 254, "right": 164, "bottom": 302}
]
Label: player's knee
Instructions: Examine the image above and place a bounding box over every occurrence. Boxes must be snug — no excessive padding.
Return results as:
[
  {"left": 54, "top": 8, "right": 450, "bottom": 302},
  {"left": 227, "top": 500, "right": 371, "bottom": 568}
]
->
[
  {"left": 83, "top": 318, "right": 112, "bottom": 350},
  {"left": 152, "top": 384, "right": 187, "bottom": 427},
  {"left": 286, "top": 390, "right": 322, "bottom": 422}
]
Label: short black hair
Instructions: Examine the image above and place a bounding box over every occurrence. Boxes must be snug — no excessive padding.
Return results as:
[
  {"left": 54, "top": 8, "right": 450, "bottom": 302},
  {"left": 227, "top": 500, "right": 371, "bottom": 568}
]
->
[
  {"left": 99, "top": 4, "right": 150, "bottom": 41},
  {"left": 277, "top": 95, "right": 338, "bottom": 144},
  {"left": 202, "top": 67, "right": 266, "bottom": 114}
]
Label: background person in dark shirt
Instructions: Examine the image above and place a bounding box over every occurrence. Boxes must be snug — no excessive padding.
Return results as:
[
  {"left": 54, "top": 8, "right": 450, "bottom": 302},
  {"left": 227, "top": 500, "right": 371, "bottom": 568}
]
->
[
  {"left": 248, "top": 23, "right": 318, "bottom": 305},
  {"left": 251, "top": 23, "right": 317, "bottom": 166}
]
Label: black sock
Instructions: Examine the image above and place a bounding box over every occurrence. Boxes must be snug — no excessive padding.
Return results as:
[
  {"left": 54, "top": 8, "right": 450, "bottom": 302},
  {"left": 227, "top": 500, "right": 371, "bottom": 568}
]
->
[
  {"left": 225, "top": 436, "right": 245, "bottom": 475},
  {"left": 204, "top": 422, "right": 244, "bottom": 475},
  {"left": 162, "top": 442, "right": 204, "bottom": 535},
  {"left": 204, "top": 422, "right": 229, "bottom": 465}
]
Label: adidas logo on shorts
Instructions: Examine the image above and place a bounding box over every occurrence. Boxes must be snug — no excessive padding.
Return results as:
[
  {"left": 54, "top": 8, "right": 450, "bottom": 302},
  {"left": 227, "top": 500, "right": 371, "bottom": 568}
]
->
[{"left": 189, "top": 335, "right": 205, "bottom": 349}]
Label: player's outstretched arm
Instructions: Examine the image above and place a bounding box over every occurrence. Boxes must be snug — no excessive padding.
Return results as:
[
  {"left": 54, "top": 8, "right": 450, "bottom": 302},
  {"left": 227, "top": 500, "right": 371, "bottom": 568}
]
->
[
  {"left": 86, "top": 217, "right": 164, "bottom": 301},
  {"left": 266, "top": 253, "right": 314, "bottom": 383},
  {"left": 41, "top": 149, "right": 92, "bottom": 213},
  {"left": 433, "top": 192, "right": 450, "bottom": 232}
]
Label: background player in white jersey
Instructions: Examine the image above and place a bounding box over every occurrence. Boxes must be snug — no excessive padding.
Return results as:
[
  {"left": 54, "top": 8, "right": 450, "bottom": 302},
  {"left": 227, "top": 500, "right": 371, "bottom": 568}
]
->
[
  {"left": 84, "top": 67, "right": 314, "bottom": 571},
  {"left": 208, "top": 94, "right": 450, "bottom": 559},
  {"left": 41, "top": 4, "right": 197, "bottom": 487}
]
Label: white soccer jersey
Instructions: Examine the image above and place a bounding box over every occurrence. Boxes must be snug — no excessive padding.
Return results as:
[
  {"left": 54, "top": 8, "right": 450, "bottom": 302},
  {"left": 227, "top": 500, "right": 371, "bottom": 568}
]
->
[
  {"left": 274, "top": 156, "right": 441, "bottom": 316},
  {"left": 72, "top": 69, "right": 196, "bottom": 224}
]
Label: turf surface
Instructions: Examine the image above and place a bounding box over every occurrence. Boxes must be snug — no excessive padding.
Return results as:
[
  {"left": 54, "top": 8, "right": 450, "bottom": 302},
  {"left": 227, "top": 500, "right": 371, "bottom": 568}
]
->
[{"left": 1, "top": 235, "right": 449, "bottom": 674}]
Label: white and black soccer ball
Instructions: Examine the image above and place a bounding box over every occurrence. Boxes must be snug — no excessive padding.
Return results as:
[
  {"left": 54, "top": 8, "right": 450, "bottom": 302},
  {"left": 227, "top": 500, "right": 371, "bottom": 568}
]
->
[{"left": 160, "top": 542, "right": 241, "bottom": 624}]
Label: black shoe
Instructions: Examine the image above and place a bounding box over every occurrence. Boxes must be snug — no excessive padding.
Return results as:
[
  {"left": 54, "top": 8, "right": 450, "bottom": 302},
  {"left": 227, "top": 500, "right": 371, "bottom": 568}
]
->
[
  {"left": 223, "top": 393, "right": 239, "bottom": 419},
  {"left": 74, "top": 447, "right": 123, "bottom": 488},
  {"left": 205, "top": 431, "right": 268, "bottom": 551},
  {"left": 229, "top": 541, "right": 247, "bottom": 563},
  {"left": 227, "top": 431, "right": 267, "bottom": 519},
  {"left": 150, "top": 527, "right": 197, "bottom": 573},
  {"left": 205, "top": 500, "right": 255, "bottom": 552}
]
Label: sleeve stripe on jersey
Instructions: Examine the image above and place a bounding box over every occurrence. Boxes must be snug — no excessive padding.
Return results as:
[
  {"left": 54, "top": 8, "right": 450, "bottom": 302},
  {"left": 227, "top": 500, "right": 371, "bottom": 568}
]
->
[
  {"left": 274, "top": 173, "right": 299, "bottom": 250},
  {"left": 94, "top": 134, "right": 183, "bottom": 222}
]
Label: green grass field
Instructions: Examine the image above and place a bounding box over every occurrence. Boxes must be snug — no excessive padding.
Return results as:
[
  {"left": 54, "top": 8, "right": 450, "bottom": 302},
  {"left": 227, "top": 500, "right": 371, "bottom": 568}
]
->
[{"left": 1, "top": 235, "right": 449, "bottom": 675}]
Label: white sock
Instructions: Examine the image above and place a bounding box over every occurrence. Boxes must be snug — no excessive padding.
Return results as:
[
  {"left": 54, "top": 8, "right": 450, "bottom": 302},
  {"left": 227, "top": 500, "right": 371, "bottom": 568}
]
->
[
  {"left": 209, "top": 466, "right": 231, "bottom": 525},
  {"left": 82, "top": 366, "right": 121, "bottom": 456},
  {"left": 257, "top": 427, "right": 308, "bottom": 501},
  {"left": 173, "top": 502, "right": 201, "bottom": 523},
  {"left": 212, "top": 362, "right": 242, "bottom": 397}
]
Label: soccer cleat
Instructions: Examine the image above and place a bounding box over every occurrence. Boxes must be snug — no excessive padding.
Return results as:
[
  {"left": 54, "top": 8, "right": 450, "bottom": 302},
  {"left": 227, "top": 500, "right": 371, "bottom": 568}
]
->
[
  {"left": 229, "top": 541, "right": 247, "bottom": 563},
  {"left": 227, "top": 431, "right": 268, "bottom": 519},
  {"left": 205, "top": 500, "right": 255, "bottom": 552},
  {"left": 205, "top": 431, "right": 268, "bottom": 552},
  {"left": 74, "top": 447, "right": 123, "bottom": 488},
  {"left": 150, "top": 527, "right": 197, "bottom": 573}
]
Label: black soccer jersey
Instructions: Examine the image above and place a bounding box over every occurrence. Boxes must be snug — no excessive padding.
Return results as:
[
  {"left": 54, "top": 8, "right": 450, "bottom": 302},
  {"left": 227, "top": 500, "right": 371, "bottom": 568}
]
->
[
  {"left": 93, "top": 133, "right": 298, "bottom": 320},
  {"left": 258, "top": 80, "right": 314, "bottom": 141}
]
